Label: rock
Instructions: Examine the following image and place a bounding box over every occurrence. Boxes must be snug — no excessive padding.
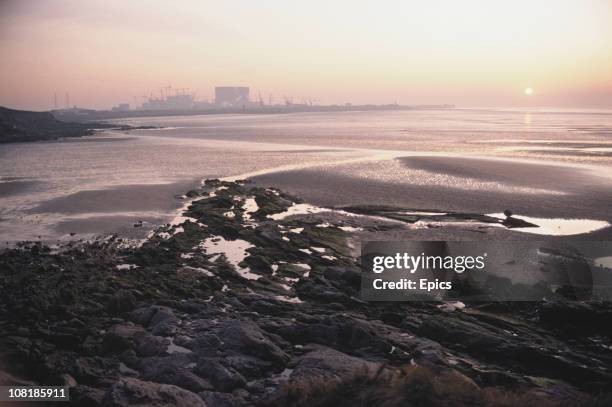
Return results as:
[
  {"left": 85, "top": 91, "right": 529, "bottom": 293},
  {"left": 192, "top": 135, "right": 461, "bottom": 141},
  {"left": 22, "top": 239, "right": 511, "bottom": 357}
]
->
[
  {"left": 192, "top": 332, "right": 223, "bottom": 357},
  {"left": 152, "top": 322, "right": 178, "bottom": 337},
  {"left": 173, "top": 335, "right": 195, "bottom": 350},
  {"left": 143, "top": 364, "right": 213, "bottom": 393},
  {"left": 149, "top": 307, "right": 177, "bottom": 327},
  {"left": 118, "top": 362, "right": 139, "bottom": 377},
  {"left": 60, "top": 373, "right": 77, "bottom": 387},
  {"left": 128, "top": 306, "right": 157, "bottom": 326},
  {"left": 3, "top": 179, "right": 612, "bottom": 404},
  {"left": 72, "top": 357, "right": 117, "bottom": 386},
  {"left": 217, "top": 320, "right": 289, "bottom": 365},
  {"left": 195, "top": 358, "right": 247, "bottom": 391},
  {"left": 149, "top": 307, "right": 179, "bottom": 337},
  {"left": 538, "top": 301, "right": 612, "bottom": 334},
  {"left": 290, "top": 345, "right": 383, "bottom": 382},
  {"left": 136, "top": 334, "right": 170, "bottom": 357},
  {"left": 417, "top": 313, "right": 612, "bottom": 387},
  {"left": 102, "top": 377, "right": 206, "bottom": 406},
  {"left": 242, "top": 255, "right": 272, "bottom": 273},
  {"left": 70, "top": 385, "right": 104, "bottom": 406},
  {"left": 502, "top": 216, "right": 538, "bottom": 228},
  {"left": 103, "top": 323, "right": 145, "bottom": 351},
  {"left": 437, "top": 301, "right": 466, "bottom": 312},
  {"left": 323, "top": 266, "right": 361, "bottom": 290},
  {"left": 107, "top": 290, "right": 137, "bottom": 314},
  {"left": 279, "top": 314, "right": 390, "bottom": 356},
  {"left": 185, "top": 189, "right": 200, "bottom": 198},
  {"left": 225, "top": 355, "right": 274, "bottom": 378},
  {"left": 137, "top": 354, "right": 212, "bottom": 393},
  {"left": 199, "top": 390, "right": 247, "bottom": 407},
  {"left": 294, "top": 278, "right": 358, "bottom": 306},
  {"left": 0, "top": 370, "right": 35, "bottom": 386}
]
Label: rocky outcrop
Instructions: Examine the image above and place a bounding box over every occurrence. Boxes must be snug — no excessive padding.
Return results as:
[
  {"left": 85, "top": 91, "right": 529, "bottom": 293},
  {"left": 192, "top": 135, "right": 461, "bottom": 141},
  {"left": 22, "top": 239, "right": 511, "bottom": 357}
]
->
[
  {"left": 102, "top": 378, "right": 206, "bottom": 406},
  {"left": 0, "top": 180, "right": 610, "bottom": 406}
]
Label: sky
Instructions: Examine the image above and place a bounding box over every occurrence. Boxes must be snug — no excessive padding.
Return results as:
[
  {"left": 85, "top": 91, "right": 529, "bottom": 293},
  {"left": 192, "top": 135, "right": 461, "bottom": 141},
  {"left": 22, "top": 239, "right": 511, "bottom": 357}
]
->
[{"left": 1, "top": 0, "right": 611, "bottom": 110}]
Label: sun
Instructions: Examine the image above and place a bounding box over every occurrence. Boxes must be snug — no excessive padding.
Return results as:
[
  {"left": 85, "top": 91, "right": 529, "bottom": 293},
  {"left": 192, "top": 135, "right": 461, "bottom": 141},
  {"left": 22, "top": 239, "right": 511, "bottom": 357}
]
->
[{"left": 524, "top": 87, "right": 534, "bottom": 96}]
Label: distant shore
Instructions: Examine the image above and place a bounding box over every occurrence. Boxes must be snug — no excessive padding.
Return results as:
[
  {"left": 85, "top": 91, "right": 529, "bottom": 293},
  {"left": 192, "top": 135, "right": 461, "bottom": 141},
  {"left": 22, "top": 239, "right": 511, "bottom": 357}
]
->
[
  {"left": 0, "top": 106, "right": 158, "bottom": 143},
  {"left": 53, "top": 104, "right": 455, "bottom": 122}
]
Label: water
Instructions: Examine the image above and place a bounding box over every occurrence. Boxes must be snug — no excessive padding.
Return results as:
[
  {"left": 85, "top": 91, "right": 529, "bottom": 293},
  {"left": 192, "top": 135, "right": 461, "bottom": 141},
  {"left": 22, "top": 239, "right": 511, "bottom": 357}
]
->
[{"left": 1, "top": 108, "right": 611, "bottom": 242}]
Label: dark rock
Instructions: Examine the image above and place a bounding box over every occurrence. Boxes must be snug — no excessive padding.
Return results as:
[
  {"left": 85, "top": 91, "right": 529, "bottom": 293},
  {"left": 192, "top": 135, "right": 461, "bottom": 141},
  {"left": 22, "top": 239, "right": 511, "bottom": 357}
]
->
[
  {"left": 103, "top": 323, "right": 145, "bottom": 351},
  {"left": 70, "top": 385, "right": 104, "bottom": 406},
  {"left": 538, "top": 301, "right": 612, "bottom": 334},
  {"left": 0, "top": 370, "right": 35, "bottom": 386},
  {"left": 225, "top": 355, "right": 273, "bottom": 379},
  {"left": 243, "top": 255, "right": 272, "bottom": 273},
  {"left": 417, "top": 313, "right": 612, "bottom": 387},
  {"left": 138, "top": 354, "right": 194, "bottom": 378},
  {"left": 102, "top": 377, "right": 206, "bottom": 406},
  {"left": 199, "top": 390, "right": 247, "bottom": 407},
  {"left": 195, "top": 358, "right": 247, "bottom": 391},
  {"left": 72, "top": 357, "right": 116, "bottom": 386},
  {"left": 60, "top": 373, "right": 77, "bottom": 387},
  {"left": 107, "top": 290, "right": 137, "bottom": 314},
  {"left": 174, "top": 335, "right": 195, "bottom": 350},
  {"left": 135, "top": 334, "right": 170, "bottom": 357},
  {"left": 323, "top": 266, "right": 361, "bottom": 290},
  {"left": 152, "top": 322, "right": 178, "bottom": 337},
  {"left": 290, "top": 345, "right": 383, "bottom": 382},
  {"left": 502, "top": 216, "right": 538, "bottom": 228},
  {"left": 128, "top": 306, "right": 157, "bottom": 326},
  {"left": 149, "top": 306, "right": 179, "bottom": 337},
  {"left": 142, "top": 362, "right": 213, "bottom": 393},
  {"left": 149, "top": 307, "right": 176, "bottom": 327},
  {"left": 82, "top": 335, "right": 102, "bottom": 355},
  {"left": 118, "top": 362, "right": 139, "bottom": 377},
  {"left": 217, "top": 320, "right": 289, "bottom": 365},
  {"left": 297, "top": 314, "right": 391, "bottom": 356}
]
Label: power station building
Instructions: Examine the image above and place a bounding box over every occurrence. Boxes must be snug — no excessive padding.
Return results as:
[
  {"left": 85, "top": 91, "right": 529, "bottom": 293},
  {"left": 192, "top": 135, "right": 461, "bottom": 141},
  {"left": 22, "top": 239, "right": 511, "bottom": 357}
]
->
[{"left": 215, "top": 87, "right": 249, "bottom": 107}]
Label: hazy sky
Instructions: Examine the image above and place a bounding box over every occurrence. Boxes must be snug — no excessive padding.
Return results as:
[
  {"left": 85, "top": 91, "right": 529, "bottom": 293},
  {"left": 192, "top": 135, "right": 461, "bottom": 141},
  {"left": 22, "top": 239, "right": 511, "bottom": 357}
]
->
[{"left": 1, "top": 0, "right": 611, "bottom": 110}]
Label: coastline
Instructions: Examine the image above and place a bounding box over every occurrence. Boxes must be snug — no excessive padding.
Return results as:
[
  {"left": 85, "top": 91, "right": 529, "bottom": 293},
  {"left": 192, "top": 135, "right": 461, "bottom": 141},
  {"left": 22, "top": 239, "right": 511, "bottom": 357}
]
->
[
  {"left": 2, "top": 139, "right": 611, "bottom": 243},
  {"left": 1, "top": 179, "right": 611, "bottom": 406}
]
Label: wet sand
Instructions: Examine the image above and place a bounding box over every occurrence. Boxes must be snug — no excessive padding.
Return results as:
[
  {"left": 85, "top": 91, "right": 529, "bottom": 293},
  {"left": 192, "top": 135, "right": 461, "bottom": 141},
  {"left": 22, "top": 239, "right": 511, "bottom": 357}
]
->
[
  {"left": 0, "top": 180, "right": 43, "bottom": 197},
  {"left": 0, "top": 179, "right": 200, "bottom": 242},
  {"left": 30, "top": 180, "right": 199, "bottom": 215},
  {"left": 55, "top": 214, "right": 165, "bottom": 238},
  {"left": 399, "top": 156, "right": 610, "bottom": 192},
  {"left": 251, "top": 155, "right": 612, "bottom": 237}
]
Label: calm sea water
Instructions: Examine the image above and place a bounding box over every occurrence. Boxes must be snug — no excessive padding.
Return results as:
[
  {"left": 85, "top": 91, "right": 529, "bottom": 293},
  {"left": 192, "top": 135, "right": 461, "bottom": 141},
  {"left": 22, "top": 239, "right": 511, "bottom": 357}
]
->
[{"left": 1, "top": 108, "right": 611, "bottom": 242}]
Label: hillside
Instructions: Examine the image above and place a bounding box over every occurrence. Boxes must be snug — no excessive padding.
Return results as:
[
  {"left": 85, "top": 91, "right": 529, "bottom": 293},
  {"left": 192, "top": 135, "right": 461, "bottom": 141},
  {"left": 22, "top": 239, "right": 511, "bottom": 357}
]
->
[{"left": 0, "top": 106, "right": 99, "bottom": 143}]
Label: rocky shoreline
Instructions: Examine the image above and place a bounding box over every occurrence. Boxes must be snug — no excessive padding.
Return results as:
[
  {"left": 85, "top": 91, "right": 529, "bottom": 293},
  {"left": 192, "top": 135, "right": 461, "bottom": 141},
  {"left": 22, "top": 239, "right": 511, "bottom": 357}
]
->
[{"left": 1, "top": 179, "right": 612, "bottom": 406}]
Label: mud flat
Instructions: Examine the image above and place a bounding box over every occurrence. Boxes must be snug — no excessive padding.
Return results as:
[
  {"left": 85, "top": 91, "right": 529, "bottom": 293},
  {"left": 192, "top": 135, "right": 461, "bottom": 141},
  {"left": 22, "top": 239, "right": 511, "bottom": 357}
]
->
[{"left": 251, "top": 155, "right": 612, "bottom": 237}]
